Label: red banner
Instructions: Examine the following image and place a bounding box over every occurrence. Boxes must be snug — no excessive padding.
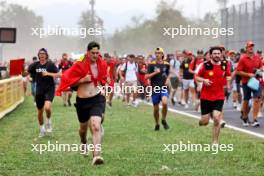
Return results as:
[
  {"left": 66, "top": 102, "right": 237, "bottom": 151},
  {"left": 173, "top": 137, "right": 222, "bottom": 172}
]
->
[{"left": 9, "top": 58, "right": 25, "bottom": 76}]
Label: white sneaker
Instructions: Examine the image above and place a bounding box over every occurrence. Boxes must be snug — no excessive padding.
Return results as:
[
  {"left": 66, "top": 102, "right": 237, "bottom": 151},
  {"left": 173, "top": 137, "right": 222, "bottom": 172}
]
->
[
  {"left": 251, "top": 121, "right": 260, "bottom": 127},
  {"left": 233, "top": 102, "right": 237, "bottom": 109},
  {"left": 242, "top": 121, "right": 249, "bottom": 127},
  {"left": 181, "top": 100, "right": 185, "bottom": 105},
  {"left": 236, "top": 104, "right": 241, "bottom": 111},
  {"left": 92, "top": 156, "right": 104, "bottom": 165},
  {"left": 46, "top": 122, "right": 52, "bottom": 133},
  {"left": 132, "top": 101, "right": 138, "bottom": 108},
  {"left": 184, "top": 104, "right": 189, "bottom": 109},
  {"left": 257, "top": 111, "right": 263, "bottom": 118},
  {"left": 38, "top": 127, "right": 46, "bottom": 138}
]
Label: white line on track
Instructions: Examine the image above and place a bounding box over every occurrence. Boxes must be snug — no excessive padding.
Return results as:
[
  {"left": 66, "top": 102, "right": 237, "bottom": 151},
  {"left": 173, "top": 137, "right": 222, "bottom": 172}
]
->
[{"left": 144, "top": 102, "right": 264, "bottom": 139}]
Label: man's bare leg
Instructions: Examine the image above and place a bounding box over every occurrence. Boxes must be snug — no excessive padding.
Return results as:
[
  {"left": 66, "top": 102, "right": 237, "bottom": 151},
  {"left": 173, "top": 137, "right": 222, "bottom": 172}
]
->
[
  {"left": 212, "top": 110, "right": 221, "bottom": 144},
  {"left": 199, "top": 114, "right": 210, "bottom": 126},
  {"left": 252, "top": 97, "right": 261, "bottom": 121},
  {"left": 89, "top": 116, "right": 104, "bottom": 165}
]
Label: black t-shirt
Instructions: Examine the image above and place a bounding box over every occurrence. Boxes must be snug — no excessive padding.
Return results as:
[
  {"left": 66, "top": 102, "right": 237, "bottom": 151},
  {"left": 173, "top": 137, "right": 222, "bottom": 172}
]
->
[
  {"left": 28, "top": 62, "right": 37, "bottom": 82},
  {"left": 148, "top": 61, "right": 170, "bottom": 87},
  {"left": 28, "top": 61, "right": 58, "bottom": 94},
  {"left": 180, "top": 59, "right": 193, "bottom": 79}
]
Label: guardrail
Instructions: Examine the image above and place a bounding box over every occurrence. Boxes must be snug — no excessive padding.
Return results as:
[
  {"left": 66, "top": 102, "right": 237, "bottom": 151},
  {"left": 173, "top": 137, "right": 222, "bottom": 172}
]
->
[{"left": 0, "top": 76, "right": 24, "bottom": 119}]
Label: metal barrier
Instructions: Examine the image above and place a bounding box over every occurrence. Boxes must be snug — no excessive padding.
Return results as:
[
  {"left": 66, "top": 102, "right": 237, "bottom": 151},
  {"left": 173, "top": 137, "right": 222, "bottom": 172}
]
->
[
  {"left": 0, "top": 76, "right": 24, "bottom": 119},
  {"left": 220, "top": 0, "right": 264, "bottom": 51}
]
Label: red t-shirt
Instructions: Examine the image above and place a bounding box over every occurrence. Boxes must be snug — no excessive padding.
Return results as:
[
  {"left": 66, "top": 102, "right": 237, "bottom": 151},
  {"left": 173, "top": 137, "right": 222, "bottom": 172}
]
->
[
  {"left": 59, "top": 60, "right": 73, "bottom": 73},
  {"left": 107, "top": 59, "right": 116, "bottom": 80},
  {"left": 197, "top": 61, "right": 231, "bottom": 101},
  {"left": 138, "top": 63, "right": 149, "bottom": 86},
  {"left": 190, "top": 57, "right": 204, "bottom": 71},
  {"left": 236, "top": 54, "right": 262, "bottom": 84}
]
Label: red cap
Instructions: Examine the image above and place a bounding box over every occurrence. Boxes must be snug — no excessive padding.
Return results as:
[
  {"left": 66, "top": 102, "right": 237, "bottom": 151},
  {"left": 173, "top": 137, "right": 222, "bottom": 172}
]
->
[{"left": 246, "top": 41, "right": 254, "bottom": 48}]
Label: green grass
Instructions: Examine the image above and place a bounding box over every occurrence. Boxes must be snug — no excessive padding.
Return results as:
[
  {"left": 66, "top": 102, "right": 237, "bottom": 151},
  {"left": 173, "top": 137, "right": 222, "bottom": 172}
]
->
[{"left": 0, "top": 95, "right": 264, "bottom": 176}]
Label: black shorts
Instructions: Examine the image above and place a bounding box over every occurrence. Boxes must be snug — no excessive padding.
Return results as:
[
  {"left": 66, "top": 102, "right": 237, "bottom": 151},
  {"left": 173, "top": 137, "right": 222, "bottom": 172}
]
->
[
  {"left": 242, "top": 83, "right": 262, "bottom": 101},
  {"left": 35, "top": 88, "right": 55, "bottom": 109},
  {"left": 74, "top": 94, "right": 106, "bottom": 123},
  {"left": 200, "top": 99, "right": 224, "bottom": 115}
]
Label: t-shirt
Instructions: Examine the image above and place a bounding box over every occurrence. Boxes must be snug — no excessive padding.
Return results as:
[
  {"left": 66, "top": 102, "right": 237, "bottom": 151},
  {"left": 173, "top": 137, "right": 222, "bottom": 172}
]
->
[
  {"left": 59, "top": 60, "right": 73, "bottom": 73},
  {"left": 121, "top": 62, "right": 138, "bottom": 82},
  {"left": 28, "top": 62, "right": 37, "bottom": 82},
  {"left": 190, "top": 57, "right": 204, "bottom": 72},
  {"left": 180, "top": 58, "right": 194, "bottom": 80},
  {"left": 107, "top": 59, "right": 117, "bottom": 80},
  {"left": 28, "top": 61, "right": 59, "bottom": 94},
  {"left": 148, "top": 60, "right": 170, "bottom": 88},
  {"left": 138, "top": 63, "right": 149, "bottom": 86},
  {"left": 169, "top": 59, "right": 180, "bottom": 77},
  {"left": 197, "top": 61, "right": 231, "bottom": 101},
  {"left": 236, "top": 54, "right": 262, "bottom": 84}
]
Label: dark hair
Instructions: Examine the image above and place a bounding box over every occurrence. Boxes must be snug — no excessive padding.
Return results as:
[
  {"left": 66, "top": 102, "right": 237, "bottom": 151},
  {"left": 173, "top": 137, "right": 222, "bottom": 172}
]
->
[
  {"left": 257, "top": 50, "right": 262, "bottom": 54},
  {"left": 38, "top": 48, "right": 49, "bottom": 59},
  {"left": 87, "top": 41, "right": 100, "bottom": 51},
  {"left": 197, "top": 49, "right": 204, "bottom": 54},
  {"left": 209, "top": 46, "right": 222, "bottom": 54},
  {"left": 240, "top": 48, "right": 246, "bottom": 54},
  {"left": 32, "top": 56, "right": 37, "bottom": 61},
  {"left": 128, "top": 54, "right": 135, "bottom": 58}
]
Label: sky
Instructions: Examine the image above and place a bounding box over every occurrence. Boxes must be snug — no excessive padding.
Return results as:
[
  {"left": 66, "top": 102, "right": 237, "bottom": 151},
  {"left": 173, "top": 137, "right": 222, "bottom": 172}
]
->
[{"left": 6, "top": 0, "right": 247, "bottom": 34}]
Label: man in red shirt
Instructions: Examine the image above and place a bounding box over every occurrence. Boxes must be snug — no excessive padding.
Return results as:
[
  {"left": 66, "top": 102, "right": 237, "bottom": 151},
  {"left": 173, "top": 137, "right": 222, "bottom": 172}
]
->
[
  {"left": 58, "top": 53, "right": 73, "bottom": 107},
  {"left": 189, "top": 49, "right": 204, "bottom": 111},
  {"left": 236, "top": 41, "right": 262, "bottom": 127},
  {"left": 105, "top": 53, "right": 116, "bottom": 107},
  {"left": 195, "top": 46, "right": 231, "bottom": 144}
]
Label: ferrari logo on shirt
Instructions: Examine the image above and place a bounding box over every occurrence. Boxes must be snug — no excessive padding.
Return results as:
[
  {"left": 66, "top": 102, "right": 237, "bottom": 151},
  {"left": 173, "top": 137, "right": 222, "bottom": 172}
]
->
[
  {"left": 184, "top": 63, "right": 189, "bottom": 68},
  {"left": 209, "top": 71, "right": 214, "bottom": 76}
]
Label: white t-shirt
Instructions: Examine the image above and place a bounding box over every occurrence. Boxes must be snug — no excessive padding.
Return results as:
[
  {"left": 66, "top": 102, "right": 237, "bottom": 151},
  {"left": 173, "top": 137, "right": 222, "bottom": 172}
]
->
[
  {"left": 169, "top": 59, "right": 180, "bottom": 77},
  {"left": 121, "top": 62, "right": 138, "bottom": 82}
]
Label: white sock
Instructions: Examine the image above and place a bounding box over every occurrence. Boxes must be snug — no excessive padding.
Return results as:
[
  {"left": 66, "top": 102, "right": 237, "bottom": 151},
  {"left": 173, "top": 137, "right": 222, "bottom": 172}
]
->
[
  {"left": 47, "top": 118, "right": 52, "bottom": 125},
  {"left": 40, "top": 125, "right": 45, "bottom": 131}
]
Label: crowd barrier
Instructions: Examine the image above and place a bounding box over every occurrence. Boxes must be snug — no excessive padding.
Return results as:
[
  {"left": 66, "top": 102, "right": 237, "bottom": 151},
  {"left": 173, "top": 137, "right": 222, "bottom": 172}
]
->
[{"left": 0, "top": 76, "right": 24, "bottom": 119}]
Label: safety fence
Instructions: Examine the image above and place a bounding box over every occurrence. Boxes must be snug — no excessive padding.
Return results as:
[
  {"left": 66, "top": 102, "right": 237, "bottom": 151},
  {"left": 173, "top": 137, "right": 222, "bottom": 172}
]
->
[{"left": 0, "top": 76, "right": 24, "bottom": 119}]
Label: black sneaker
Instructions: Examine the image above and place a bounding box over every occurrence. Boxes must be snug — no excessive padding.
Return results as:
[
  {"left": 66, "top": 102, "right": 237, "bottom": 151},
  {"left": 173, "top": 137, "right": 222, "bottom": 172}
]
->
[
  {"left": 154, "top": 124, "right": 160, "bottom": 131},
  {"left": 171, "top": 98, "right": 175, "bottom": 106},
  {"left": 161, "top": 120, "right": 169, "bottom": 130}
]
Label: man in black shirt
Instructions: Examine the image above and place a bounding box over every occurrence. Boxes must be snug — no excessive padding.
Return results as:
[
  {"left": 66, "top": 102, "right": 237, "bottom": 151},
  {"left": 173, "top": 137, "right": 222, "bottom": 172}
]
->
[
  {"left": 146, "top": 47, "right": 170, "bottom": 131},
  {"left": 180, "top": 52, "right": 196, "bottom": 108},
  {"left": 28, "top": 48, "right": 60, "bottom": 137},
  {"left": 28, "top": 56, "right": 38, "bottom": 102}
]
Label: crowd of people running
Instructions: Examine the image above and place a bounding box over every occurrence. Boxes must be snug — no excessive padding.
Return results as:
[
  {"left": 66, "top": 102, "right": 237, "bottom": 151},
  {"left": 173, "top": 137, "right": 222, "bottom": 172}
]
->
[{"left": 21, "top": 41, "right": 263, "bottom": 165}]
